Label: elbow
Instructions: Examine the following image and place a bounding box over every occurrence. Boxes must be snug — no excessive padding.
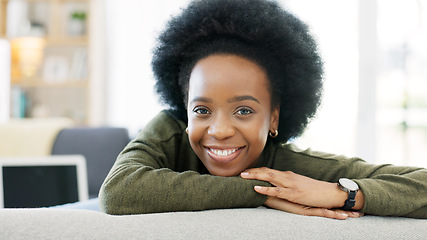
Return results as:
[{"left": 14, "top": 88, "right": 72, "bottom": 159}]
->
[
  {"left": 98, "top": 181, "right": 122, "bottom": 215},
  {"left": 98, "top": 179, "right": 154, "bottom": 215},
  {"left": 98, "top": 180, "right": 135, "bottom": 215}
]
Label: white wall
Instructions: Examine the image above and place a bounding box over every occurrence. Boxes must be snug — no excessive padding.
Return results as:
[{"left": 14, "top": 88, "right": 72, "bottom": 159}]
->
[
  {"left": 283, "top": 0, "right": 359, "bottom": 158},
  {"left": 105, "top": 0, "right": 191, "bottom": 136}
]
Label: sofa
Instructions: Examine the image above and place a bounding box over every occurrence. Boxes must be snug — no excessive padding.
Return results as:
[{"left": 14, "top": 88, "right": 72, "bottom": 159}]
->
[{"left": 1, "top": 207, "right": 427, "bottom": 239}]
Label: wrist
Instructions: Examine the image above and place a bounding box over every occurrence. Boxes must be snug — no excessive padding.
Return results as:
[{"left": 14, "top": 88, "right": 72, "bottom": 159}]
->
[
  {"left": 331, "top": 182, "right": 349, "bottom": 209},
  {"left": 353, "top": 189, "right": 365, "bottom": 210},
  {"left": 334, "top": 179, "right": 365, "bottom": 211}
]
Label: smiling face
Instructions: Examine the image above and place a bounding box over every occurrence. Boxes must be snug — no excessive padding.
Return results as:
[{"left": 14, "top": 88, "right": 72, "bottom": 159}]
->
[{"left": 186, "top": 54, "right": 279, "bottom": 177}]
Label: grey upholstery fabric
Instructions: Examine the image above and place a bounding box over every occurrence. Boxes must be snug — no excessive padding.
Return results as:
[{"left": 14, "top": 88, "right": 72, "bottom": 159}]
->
[
  {"left": 1, "top": 207, "right": 426, "bottom": 239},
  {"left": 51, "top": 127, "right": 130, "bottom": 198}
]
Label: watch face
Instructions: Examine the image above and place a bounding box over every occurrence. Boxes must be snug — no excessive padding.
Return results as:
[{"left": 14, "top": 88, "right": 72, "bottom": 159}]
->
[{"left": 339, "top": 178, "right": 359, "bottom": 191}]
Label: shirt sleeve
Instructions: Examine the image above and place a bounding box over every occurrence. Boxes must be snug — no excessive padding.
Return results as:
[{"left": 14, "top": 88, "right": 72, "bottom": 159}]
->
[
  {"left": 278, "top": 145, "right": 427, "bottom": 218},
  {"left": 99, "top": 111, "right": 269, "bottom": 215},
  {"left": 352, "top": 164, "right": 427, "bottom": 218}
]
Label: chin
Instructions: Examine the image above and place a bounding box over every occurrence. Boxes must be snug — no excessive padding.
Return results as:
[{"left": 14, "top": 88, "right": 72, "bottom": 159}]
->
[{"left": 208, "top": 168, "right": 242, "bottom": 177}]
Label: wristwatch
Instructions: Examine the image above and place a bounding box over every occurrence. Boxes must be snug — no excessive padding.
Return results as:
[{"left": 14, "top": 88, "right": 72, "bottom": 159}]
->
[{"left": 337, "top": 178, "right": 359, "bottom": 210}]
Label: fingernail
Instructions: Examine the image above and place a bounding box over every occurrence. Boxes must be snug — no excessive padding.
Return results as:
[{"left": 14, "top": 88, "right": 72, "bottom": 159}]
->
[
  {"left": 353, "top": 212, "right": 364, "bottom": 217},
  {"left": 241, "top": 172, "right": 249, "bottom": 176},
  {"left": 339, "top": 213, "right": 348, "bottom": 217},
  {"left": 254, "top": 186, "right": 263, "bottom": 190}
]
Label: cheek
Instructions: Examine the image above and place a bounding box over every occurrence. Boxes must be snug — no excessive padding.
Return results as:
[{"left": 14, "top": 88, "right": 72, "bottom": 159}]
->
[
  {"left": 253, "top": 115, "right": 271, "bottom": 140},
  {"left": 188, "top": 131, "right": 200, "bottom": 148},
  {"left": 241, "top": 117, "right": 270, "bottom": 150},
  {"left": 243, "top": 124, "right": 266, "bottom": 141},
  {"left": 252, "top": 116, "right": 271, "bottom": 150},
  {"left": 187, "top": 119, "right": 205, "bottom": 148},
  {"left": 252, "top": 127, "right": 269, "bottom": 152}
]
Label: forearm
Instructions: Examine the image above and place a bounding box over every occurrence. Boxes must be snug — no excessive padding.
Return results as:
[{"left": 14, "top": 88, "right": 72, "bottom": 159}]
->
[
  {"left": 344, "top": 164, "right": 426, "bottom": 217},
  {"left": 99, "top": 163, "right": 269, "bottom": 215},
  {"left": 404, "top": 205, "right": 427, "bottom": 219},
  {"left": 355, "top": 175, "right": 427, "bottom": 217},
  {"left": 333, "top": 169, "right": 427, "bottom": 217},
  {"left": 286, "top": 147, "right": 427, "bottom": 217}
]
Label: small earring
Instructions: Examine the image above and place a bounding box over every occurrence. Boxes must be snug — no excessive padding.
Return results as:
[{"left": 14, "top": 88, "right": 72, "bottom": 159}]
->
[
  {"left": 269, "top": 129, "right": 278, "bottom": 138},
  {"left": 185, "top": 127, "right": 189, "bottom": 134}
]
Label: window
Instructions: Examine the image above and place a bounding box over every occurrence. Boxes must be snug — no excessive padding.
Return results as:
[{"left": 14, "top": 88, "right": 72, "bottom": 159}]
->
[{"left": 376, "top": 0, "right": 427, "bottom": 167}]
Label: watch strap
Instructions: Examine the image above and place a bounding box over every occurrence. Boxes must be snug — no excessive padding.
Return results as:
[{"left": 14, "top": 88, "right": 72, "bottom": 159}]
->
[{"left": 342, "top": 190, "right": 357, "bottom": 210}]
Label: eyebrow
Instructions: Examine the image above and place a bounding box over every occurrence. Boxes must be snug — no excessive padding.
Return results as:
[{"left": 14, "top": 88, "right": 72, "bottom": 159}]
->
[
  {"left": 189, "top": 97, "right": 213, "bottom": 104},
  {"left": 189, "top": 95, "right": 260, "bottom": 105},
  {"left": 228, "top": 95, "right": 260, "bottom": 104}
]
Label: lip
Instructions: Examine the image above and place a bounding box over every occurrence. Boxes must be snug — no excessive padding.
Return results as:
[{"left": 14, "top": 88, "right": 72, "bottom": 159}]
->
[{"left": 205, "top": 146, "right": 245, "bottom": 164}]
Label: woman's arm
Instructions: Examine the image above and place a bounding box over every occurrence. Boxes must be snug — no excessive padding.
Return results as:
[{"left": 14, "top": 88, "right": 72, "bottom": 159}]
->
[
  {"left": 242, "top": 168, "right": 365, "bottom": 210},
  {"left": 99, "top": 111, "right": 270, "bottom": 215},
  {"left": 352, "top": 164, "right": 427, "bottom": 218},
  {"left": 241, "top": 168, "right": 364, "bottom": 219},
  {"left": 241, "top": 144, "right": 427, "bottom": 218}
]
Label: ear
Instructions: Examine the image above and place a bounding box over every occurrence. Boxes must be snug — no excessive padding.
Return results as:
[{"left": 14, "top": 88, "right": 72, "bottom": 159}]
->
[{"left": 269, "top": 105, "right": 280, "bottom": 131}]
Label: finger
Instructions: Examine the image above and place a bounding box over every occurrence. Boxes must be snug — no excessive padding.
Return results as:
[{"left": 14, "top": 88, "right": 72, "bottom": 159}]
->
[
  {"left": 344, "top": 211, "right": 364, "bottom": 218},
  {"left": 241, "top": 168, "right": 289, "bottom": 187},
  {"left": 254, "top": 186, "right": 288, "bottom": 199},
  {"left": 266, "top": 197, "right": 349, "bottom": 220},
  {"left": 328, "top": 209, "right": 364, "bottom": 218},
  {"left": 316, "top": 209, "right": 363, "bottom": 219},
  {"left": 308, "top": 208, "right": 350, "bottom": 220},
  {"left": 241, "top": 167, "right": 277, "bottom": 178}
]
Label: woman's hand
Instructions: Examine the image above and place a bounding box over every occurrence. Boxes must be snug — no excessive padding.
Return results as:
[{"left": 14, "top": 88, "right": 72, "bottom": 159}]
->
[
  {"left": 264, "top": 196, "right": 361, "bottom": 220},
  {"left": 240, "top": 167, "right": 364, "bottom": 219}
]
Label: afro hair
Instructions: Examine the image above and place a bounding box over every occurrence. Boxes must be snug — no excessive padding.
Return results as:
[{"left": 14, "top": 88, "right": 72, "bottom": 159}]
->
[{"left": 152, "top": 0, "right": 323, "bottom": 143}]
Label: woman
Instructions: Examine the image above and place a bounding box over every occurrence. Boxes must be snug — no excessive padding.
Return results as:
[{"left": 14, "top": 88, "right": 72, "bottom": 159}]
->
[{"left": 99, "top": 0, "right": 427, "bottom": 219}]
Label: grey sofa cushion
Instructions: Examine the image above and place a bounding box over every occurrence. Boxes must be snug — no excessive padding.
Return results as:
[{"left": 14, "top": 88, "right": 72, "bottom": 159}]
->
[
  {"left": 1, "top": 207, "right": 426, "bottom": 239},
  {"left": 52, "top": 127, "right": 130, "bottom": 198}
]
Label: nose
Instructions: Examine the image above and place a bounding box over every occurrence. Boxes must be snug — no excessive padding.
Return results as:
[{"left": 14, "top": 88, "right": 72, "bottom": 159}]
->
[{"left": 207, "top": 114, "right": 235, "bottom": 140}]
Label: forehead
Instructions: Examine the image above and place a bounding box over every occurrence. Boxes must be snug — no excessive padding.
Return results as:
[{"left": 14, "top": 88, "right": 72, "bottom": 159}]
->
[{"left": 188, "top": 54, "right": 271, "bottom": 102}]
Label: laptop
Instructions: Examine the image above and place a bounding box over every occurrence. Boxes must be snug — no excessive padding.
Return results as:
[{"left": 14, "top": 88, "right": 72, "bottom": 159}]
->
[{"left": 0, "top": 155, "right": 88, "bottom": 208}]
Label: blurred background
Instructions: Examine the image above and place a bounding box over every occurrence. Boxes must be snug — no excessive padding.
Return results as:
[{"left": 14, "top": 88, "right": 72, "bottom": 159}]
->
[{"left": 1, "top": 0, "right": 426, "bottom": 168}]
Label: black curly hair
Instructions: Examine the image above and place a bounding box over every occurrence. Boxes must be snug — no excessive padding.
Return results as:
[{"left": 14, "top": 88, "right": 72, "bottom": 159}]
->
[{"left": 152, "top": 0, "right": 323, "bottom": 143}]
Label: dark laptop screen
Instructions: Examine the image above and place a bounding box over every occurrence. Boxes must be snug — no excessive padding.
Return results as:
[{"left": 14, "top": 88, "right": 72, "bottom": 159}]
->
[{"left": 2, "top": 165, "right": 79, "bottom": 208}]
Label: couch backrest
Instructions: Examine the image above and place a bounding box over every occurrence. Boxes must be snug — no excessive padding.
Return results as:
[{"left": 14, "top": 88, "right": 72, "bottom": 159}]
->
[
  {"left": 52, "top": 127, "right": 130, "bottom": 198},
  {"left": 0, "top": 118, "right": 73, "bottom": 156}
]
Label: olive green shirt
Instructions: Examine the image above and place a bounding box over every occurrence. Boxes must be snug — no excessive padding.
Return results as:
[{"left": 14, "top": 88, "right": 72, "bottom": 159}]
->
[{"left": 99, "top": 110, "right": 427, "bottom": 218}]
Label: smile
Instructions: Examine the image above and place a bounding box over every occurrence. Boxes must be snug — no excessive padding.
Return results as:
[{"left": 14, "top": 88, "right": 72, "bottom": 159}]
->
[
  {"left": 210, "top": 148, "right": 237, "bottom": 156},
  {"left": 205, "top": 147, "right": 244, "bottom": 164}
]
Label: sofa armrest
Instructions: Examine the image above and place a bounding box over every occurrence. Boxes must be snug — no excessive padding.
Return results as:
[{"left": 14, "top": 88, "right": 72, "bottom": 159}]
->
[{"left": 1, "top": 207, "right": 426, "bottom": 239}]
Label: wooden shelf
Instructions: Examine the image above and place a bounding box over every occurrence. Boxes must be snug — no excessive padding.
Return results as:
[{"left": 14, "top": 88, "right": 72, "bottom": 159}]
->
[
  {"left": 11, "top": 0, "right": 89, "bottom": 3},
  {"left": 0, "top": 1, "right": 7, "bottom": 37},
  {"left": 11, "top": 79, "right": 89, "bottom": 88},
  {"left": 4, "top": 36, "right": 88, "bottom": 46},
  {"left": 4, "top": 0, "right": 92, "bottom": 122},
  {"left": 46, "top": 36, "right": 89, "bottom": 46}
]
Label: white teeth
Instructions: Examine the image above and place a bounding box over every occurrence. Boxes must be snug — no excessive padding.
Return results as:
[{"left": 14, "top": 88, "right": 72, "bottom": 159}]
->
[{"left": 210, "top": 148, "right": 237, "bottom": 156}]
